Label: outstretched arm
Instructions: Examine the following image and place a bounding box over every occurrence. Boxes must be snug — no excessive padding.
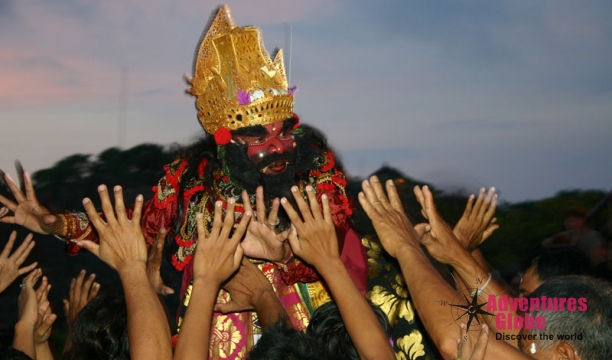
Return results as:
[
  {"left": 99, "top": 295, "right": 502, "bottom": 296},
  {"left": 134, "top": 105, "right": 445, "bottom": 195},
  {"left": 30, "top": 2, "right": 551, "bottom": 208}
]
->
[
  {"left": 79, "top": 185, "right": 172, "bottom": 360},
  {"left": 281, "top": 184, "right": 395, "bottom": 360},
  {"left": 174, "top": 198, "right": 251, "bottom": 360}
]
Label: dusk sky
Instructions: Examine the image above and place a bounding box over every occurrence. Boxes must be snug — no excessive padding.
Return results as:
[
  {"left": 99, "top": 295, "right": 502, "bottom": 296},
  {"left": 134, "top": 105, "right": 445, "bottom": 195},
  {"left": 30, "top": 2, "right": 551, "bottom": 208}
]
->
[{"left": 1, "top": 0, "right": 611, "bottom": 203}]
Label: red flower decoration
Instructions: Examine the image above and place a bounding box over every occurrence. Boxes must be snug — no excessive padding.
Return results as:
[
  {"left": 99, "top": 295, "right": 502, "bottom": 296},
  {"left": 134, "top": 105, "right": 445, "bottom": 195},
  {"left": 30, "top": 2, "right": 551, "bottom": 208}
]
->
[
  {"left": 214, "top": 127, "right": 232, "bottom": 145},
  {"left": 292, "top": 113, "right": 300, "bottom": 130}
]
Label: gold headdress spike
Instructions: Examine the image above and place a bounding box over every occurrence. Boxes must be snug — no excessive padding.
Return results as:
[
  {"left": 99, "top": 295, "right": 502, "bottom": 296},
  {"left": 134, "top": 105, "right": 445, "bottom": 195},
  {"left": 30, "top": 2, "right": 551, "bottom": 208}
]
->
[{"left": 188, "top": 5, "right": 294, "bottom": 135}]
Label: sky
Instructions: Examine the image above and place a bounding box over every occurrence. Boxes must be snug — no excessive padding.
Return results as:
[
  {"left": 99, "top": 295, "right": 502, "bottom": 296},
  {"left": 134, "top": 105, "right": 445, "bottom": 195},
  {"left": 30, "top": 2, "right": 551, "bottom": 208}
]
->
[{"left": 1, "top": 0, "right": 611, "bottom": 203}]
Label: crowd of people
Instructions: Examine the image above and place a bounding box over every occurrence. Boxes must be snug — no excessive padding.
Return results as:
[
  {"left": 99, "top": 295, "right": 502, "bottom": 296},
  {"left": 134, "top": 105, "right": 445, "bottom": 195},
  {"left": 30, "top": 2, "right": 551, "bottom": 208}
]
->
[{"left": 1, "top": 5, "right": 611, "bottom": 360}]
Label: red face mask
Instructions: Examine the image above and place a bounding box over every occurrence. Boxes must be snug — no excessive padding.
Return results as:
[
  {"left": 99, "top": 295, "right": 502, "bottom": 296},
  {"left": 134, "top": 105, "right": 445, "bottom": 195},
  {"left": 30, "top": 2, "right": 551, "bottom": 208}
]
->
[{"left": 231, "top": 121, "right": 296, "bottom": 175}]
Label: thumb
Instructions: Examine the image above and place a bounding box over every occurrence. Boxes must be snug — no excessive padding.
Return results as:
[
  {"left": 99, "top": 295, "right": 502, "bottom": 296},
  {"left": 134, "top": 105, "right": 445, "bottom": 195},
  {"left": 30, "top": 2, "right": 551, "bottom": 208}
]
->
[
  {"left": 76, "top": 240, "right": 99, "bottom": 258},
  {"left": 161, "top": 286, "right": 175, "bottom": 295},
  {"left": 214, "top": 301, "right": 249, "bottom": 314},
  {"left": 42, "top": 214, "right": 58, "bottom": 225},
  {"left": 287, "top": 224, "right": 299, "bottom": 252}
]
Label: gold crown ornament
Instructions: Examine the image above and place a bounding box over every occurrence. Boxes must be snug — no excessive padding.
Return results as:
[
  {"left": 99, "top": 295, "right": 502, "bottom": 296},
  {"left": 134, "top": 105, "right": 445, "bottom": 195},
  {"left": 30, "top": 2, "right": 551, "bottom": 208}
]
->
[{"left": 187, "top": 5, "right": 295, "bottom": 139}]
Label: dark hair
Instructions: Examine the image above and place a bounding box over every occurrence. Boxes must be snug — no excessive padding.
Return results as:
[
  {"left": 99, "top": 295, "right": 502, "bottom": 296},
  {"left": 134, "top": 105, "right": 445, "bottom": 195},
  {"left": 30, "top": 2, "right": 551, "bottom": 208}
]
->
[
  {"left": 63, "top": 290, "right": 129, "bottom": 360},
  {"left": 530, "top": 246, "right": 594, "bottom": 282},
  {"left": 525, "top": 276, "right": 612, "bottom": 360},
  {"left": 306, "top": 301, "right": 391, "bottom": 360},
  {"left": 247, "top": 319, "right": 333, "bottom": 360},
  {"left": 0, "top": 347, "right": 33, "bottom": 360}
]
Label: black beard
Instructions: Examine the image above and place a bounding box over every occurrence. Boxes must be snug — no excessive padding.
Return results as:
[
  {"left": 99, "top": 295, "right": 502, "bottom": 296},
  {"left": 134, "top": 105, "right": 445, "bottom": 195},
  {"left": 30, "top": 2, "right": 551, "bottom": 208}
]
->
[{"left": 222, "top": 130, "right": 325, "bottom": 230}]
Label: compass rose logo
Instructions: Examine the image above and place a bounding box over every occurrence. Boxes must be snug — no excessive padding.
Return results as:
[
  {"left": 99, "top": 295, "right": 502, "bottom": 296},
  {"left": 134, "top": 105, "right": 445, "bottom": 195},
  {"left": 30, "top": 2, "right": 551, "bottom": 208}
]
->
[{"left": 449, "top": 288, "right": 495, "bottom": 331}]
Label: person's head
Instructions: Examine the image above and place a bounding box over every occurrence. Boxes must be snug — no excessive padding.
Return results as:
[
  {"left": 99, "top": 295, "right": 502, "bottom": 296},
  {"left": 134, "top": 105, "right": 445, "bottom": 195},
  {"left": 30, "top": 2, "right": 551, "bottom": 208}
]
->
[
  {"left": 306, "top": 301, "right": 392, "bottom": 360},
  {"left": 519, "top": 247, "right": 593, "bottom": 298},
  {"left": 519, "top": 276, "right": 612, "bottom": 360},
  {"left": 247, "top": 319, "right": 333, "bottom": 360},
  {"left": 564, "top": 208, "right": 587, "bottom": 231},
  {"left": 64, "top": 290, "right": 129, "bottom": 360}
]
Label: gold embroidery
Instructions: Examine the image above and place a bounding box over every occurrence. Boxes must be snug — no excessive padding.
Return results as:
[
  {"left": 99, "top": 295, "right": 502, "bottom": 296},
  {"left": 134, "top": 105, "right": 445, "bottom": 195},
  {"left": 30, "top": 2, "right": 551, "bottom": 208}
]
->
[
  {"left": 305, "top": 281, "right": 331, "bottom": 310},
  {"left": 212, "top": 315, "right": 242, "bottom": 358},
  {"left": 182, "top": 284, "right": 193, "bottom": 307},
  {"left": 396, "top": 331, "right": 426, "bottom": 360}
]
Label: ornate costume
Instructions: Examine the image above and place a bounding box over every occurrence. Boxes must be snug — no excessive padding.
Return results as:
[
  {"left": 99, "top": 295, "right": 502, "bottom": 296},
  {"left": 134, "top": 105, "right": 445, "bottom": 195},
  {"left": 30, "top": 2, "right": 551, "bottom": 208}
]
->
[{"left": 57, "top": 6, "right": 368, "bottom": 359}]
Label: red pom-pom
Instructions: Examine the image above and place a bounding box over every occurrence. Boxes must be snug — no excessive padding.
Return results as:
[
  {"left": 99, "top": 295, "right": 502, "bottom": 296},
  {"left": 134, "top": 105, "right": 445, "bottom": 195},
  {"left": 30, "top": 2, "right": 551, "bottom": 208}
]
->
[
  {"left": 291, "top": 113, "right": 300, "bottom": 130},
  {"left": 214, "top": 128, "right": 232, "bottom": 145}
]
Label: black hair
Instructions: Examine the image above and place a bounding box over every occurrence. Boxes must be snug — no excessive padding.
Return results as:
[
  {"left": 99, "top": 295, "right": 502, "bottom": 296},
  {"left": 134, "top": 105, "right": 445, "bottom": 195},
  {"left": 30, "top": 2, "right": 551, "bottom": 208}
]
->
[
  {"left": 63, "top": 290, "right": 129, "bottom": 360},
  {"left": 525, "top": 276, "right": 612, "bottom": 360},
  {"left": 529, "top": 246, "right": 594, "bottom": 283},
  {"left": 306, "top": 301, "right": 391, "bottom": 360},
  {"left": 247, "top": 319, "right": 333, "bottom": 360}
]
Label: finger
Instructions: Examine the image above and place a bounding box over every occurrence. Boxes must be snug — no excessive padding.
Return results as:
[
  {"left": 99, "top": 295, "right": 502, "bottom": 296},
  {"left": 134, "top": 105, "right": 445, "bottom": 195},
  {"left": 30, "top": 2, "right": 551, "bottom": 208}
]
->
[
  {"left": 361, "top": 179, "right": 384, "bottom": 214},
  {"left": 132, "top": 194, "right": 144, "bottom": 225},
  {"left": 462, "top": 194, "right": 475, "bottom": 219},
  {"left": 369, "top": 176, "right": 394, "bottom": 211},
  {"left": 214, "top": 301, "right": 252, "bottom": 314},
  {"left": 287, "top": 224, "right": 300, "bottom": 254},
  {"left": 0, "top": 195, "right": 17, "bottom": 213},
  {"left": 478, "top": 187, "right": 495, "bottom": 219},
  {"left": 88, "top": 282, "right": 100, "bottom": 300},
  {"left": 17, "top": 261, "right": 38, "bottom": 275},
  {"left": 471, "top": 325, "right": 489, "bottom": 359},
  {"left": 219, "top": 198, "right": 236, "bottom": 241},
  {"left": 255, "top": 186, "right": 266, "bottom": 223},
  {"left": 39, "top": 313, "right": 57, "bottom": 333},
  {"left": 241, "top": 190, "right": 253, "bottom": 215},
  {"left": 267, "top": 198, "right": 280, "bottom": 226},
  {"left": 280, "top": 197, "right": 303, "bottom": 230},
  {"left": 15, "top": 234, "right": 35, "bottom": 265},
  {"left": 82, "top": 198, "right": 106, "bottom": 233},
  {"left": 74, "top": 270, "right": 86, "bottom": 304},
  {"left": 62, "top": 299, "right": 69, "bottom": 316},
  {"left": 413, "top": 185, "right": 425, "bottom": 209},
  {"left": 15, "top": 161, "right": 25, "bottom": 194},
  {"left": 161, "top": 286, "right": 174, "bottom": 295},
  {"left": 80, "top": 273, "right": 96, "bottom": 305},
  {"left": 321, "top": 194, "right": 332, "bottom": 224},
  {"left": 3, "top": 172, "right": 26, "bottom": 203},
  {"left": 480, "top": 224, "right": 500, "bottom": 244},
  {"left": 1, "top": 230, "right": 17, "bottom": 258},
  {"left": 458, "top": 323, "right": 471, "bottom": 358},
  {"left": 413, "top": 223, "right": 430, "bottom": 238},
  {"left": 97, "top": 185, "right": 118, "bottom": 226},
  {"left": 421, "top": 186, "right": 439, "bottom": 220},
  {"left": 483, "top": 192, "right": 498, "bottom": 223},
  {"left": 232, "top": 210, "right": 251, "bottom": 244},
  {"left": 305, "top": 186, "right": 323, "bottom": 220},
  {"left": 76, "top": 240, "right": 100, "bottom": 258},
  {"left": 471, "top": 187, "right": 486, "bottom": 218},
  {"left": 386, "top": 180, "right": 407, "bottom": 215},
  {"left": 358, "top": 191, "right": 379, "bottom": 221},
  {"left": 291, "top": 186, "right": 312, "bottom": 221},
  {"left": 36, "top": 276, "right": 48, "bottom": 302},
  {"left": 233, "top": 243, "right": 244, "bottom": 268},
  {"left": 0, "top": 206, "right": 8, "bottom": 218},
  {"left": 23, "top": 171, "right": 39, "bottom": 202},
  {"left": 113, "top": 186, "right": 128, "bottom": 223},
  {"left": 211, "top": 339, "right": 220, "bottom": 360},
  {"left": 68, "top": 277, "right": 76, "bottom": 305},
  {"left": 149, "top": 227, "right": 167, "bottom": 264}
]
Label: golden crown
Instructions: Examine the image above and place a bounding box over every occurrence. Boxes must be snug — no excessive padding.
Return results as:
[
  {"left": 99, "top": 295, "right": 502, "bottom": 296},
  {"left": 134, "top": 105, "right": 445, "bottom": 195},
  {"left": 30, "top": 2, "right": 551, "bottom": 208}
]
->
[{"left": 187, "top": 6, "right": 294, "bottom": 135}]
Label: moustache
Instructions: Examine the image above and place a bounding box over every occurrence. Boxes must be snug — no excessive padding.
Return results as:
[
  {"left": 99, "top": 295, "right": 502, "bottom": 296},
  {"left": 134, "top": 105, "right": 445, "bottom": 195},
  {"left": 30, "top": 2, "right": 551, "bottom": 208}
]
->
[{"left": 256, "top": 153, "right": 294, "bottom": 170}]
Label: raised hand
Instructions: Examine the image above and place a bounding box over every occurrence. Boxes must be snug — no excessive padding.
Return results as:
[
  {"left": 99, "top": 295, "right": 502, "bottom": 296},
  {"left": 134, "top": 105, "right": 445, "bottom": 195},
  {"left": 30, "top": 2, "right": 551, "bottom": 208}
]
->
[
  {"left": 14, "top": 268, "right": 42, "bottom": 358},
  {"left": 192, "top": 198, "right": 250, "bottom": 286},
  {"left": 0, "top": 231, "right": 38, "bottom": 293},
  {"left": 413, "top": 185, "right": 467, "bottom": 265},
  {"left": 62, "top": 269, "right": 99, "bottom": 354},
  {"left": 214, "top": 258, "right": 274, "bottom": 314},
  {"left": 146, "top": 227, "right": 174, "bottom": 295},
  {"left": 79, "top": 185, "right": 147, "bottom": 272},
  {"left": 280, "top": 185, "right": 338, "bottom": 269},
  {"left": 358, "top": 176, "right": 420, "bottom": 258},
  {"left": 34, "top": 277, "right": 56, "bottom": 346},
  {"left": 240, "top": 187, "right": 290, "bottom": 262},
  {"left": 456, "top": 324, "right": 489, "bottom": 360},
  {"left": 451, "top": 187, "right": 499, "bottom": 250},
  {"left": 0, "top": 164, "right": 64, "bottom": 235}
]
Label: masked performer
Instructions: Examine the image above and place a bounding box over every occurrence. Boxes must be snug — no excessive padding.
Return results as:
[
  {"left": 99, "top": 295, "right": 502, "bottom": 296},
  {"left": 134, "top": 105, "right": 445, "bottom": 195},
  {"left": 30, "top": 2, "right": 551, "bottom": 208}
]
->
[{"left": 0, "top": 6, "right": 368, "bottom": 359}]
